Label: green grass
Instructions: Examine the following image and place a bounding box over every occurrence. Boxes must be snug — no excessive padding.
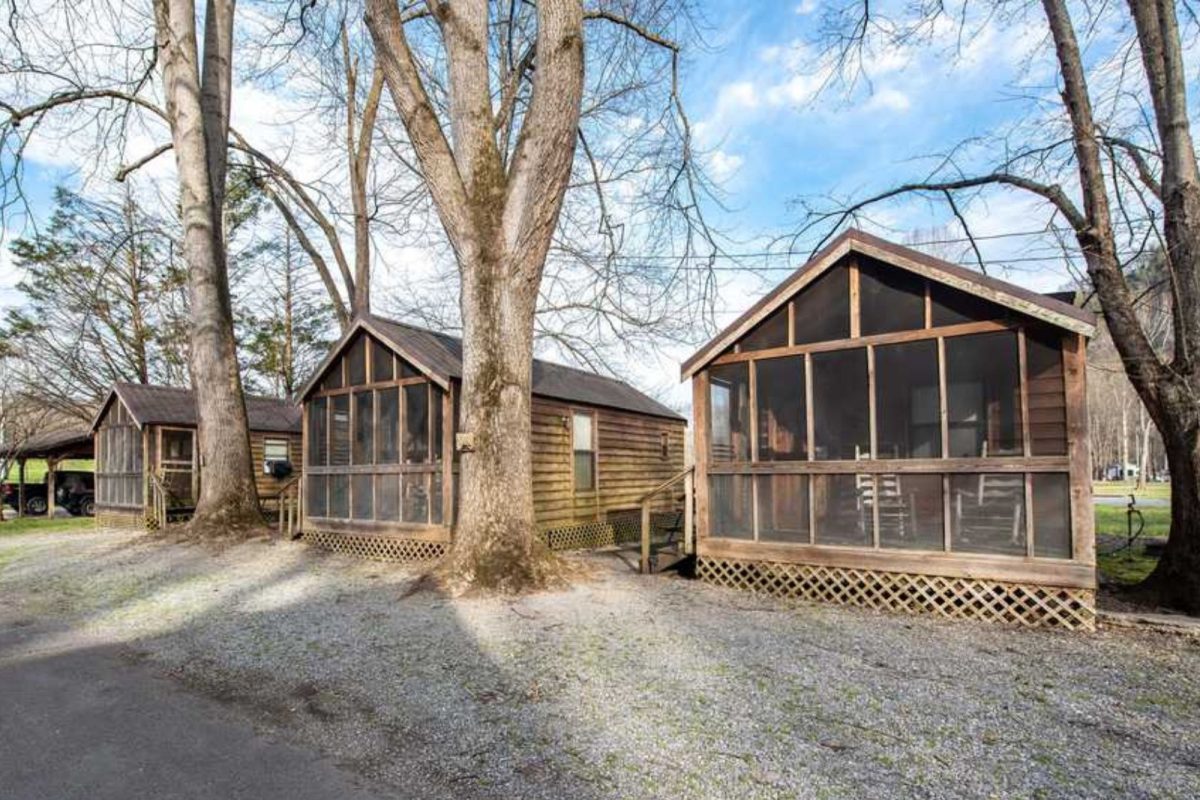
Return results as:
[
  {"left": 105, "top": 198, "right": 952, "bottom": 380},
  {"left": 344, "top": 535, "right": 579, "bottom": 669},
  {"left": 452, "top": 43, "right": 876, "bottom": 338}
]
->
[
  {"left": 0, "top": 516, "right": 94, "bottom": 537},
  {"left": 1093, "top": 480, "right": 1171, "bottom": 501},
  {"left": 1094, "top": 504, "right": 1170, "bottom": 540},
  {"left": 1097, "top": 549, "right": 1159, "bottom": 586},
  {"left": 1094, "top": 502, "right": 1170, "bottom": 588},
  {"left": 0, "top": 459, "right": 94, "bottom": 483}
]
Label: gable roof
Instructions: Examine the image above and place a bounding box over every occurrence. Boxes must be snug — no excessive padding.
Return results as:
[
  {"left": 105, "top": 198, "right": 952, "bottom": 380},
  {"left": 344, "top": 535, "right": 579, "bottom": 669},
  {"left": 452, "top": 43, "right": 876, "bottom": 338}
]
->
[
  {"left": 681, "top": 228, "right": 1098, "bottom": 379},
  {"left": 299, "top": 314, "right": 684, "bottom": 421},
  {"left": 90, "top": 383, "right": 302, "bottom": 434}
]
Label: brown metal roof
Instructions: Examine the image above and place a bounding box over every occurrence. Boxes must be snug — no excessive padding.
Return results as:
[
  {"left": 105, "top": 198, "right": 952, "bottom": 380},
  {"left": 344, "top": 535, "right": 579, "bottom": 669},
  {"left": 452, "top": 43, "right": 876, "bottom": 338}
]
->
[
  {"left": 1, "top": 427, "right": 94, "bottom": 460},
  {"left": 681, "top": 228, "right": 1098, "bottom": 379},
  {"left": 301, "top": 314, "right": 684, "bottom": 421},
  {"left": 92, "top": 383, "right": 301, "bottom": 434}
]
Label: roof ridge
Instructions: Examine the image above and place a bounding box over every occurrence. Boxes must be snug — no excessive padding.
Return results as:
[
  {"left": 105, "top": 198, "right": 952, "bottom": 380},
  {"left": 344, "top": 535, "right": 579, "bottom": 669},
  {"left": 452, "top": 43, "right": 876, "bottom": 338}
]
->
[
  {"left": 117, "top": 381, "right": 293, "bottom": 406},
  {"left": 367, "top": 313, "right": 643, "bottom": 389}
]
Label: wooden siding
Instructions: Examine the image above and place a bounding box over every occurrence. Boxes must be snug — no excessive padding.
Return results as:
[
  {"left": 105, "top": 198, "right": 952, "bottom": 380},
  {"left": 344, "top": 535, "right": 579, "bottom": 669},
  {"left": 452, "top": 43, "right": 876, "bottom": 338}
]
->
[
  {"left": 532, "top": 398, "right": 686, "bottom": 531},
  {"left": 250, "top": 430, "right": 304, "bottom": 498}
]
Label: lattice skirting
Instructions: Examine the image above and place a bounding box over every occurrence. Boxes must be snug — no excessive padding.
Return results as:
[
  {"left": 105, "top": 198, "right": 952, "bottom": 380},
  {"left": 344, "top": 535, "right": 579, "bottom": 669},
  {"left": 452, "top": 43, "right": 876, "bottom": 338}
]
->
[
  {"left": 539, "top": 511, "right": 679, "bottom": 552},
  {"left": 302, "top": 529, "right": 447, "bottom": 563},
  {"left": 697, "top": 557, "right": 1096, "bottom": 630},
  {"left": 95, "top": 509, "right": 149, "bottom": 531}
]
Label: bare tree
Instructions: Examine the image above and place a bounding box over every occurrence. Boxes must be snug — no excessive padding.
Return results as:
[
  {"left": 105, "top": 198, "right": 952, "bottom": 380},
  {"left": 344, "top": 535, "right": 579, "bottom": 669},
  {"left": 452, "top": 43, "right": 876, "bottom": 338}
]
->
[
  {"left": 152, "top": 0, "right": 264, "bottom": 533},
  {"left": 796, "top": 0, "right": 1200, "bottom": 611},
  {"left": 362, "top": 0, "right": 716, "bottom": 591},
  {"left": 2, "top": 0, "right": 272, "bottom": 534}
]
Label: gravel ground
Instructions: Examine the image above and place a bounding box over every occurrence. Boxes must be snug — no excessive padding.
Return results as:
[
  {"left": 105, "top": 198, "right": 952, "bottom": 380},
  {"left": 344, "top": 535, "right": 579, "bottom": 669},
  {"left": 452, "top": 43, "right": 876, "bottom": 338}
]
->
[{"left": 2, "top": 527, "right": 1198, "bottom": 799}]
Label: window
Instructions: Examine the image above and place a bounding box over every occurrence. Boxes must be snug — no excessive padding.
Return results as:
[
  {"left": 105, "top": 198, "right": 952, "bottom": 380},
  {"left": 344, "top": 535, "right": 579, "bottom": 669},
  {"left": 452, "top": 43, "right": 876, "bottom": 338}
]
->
[
  {"left": 404, "top": 384, "right": 429, "bottom": 463},
  {"left": 950, "top": 472, "right": 1025, "bottom": 555},
  {"left": 376, "top": 474, "right": 400, "bottom": 521},
  {"left": 431, "top": 387, "right": 444, "bottom": 462},
  {"left": 811, "top": 348, "right": 869, "bottom": 460},
  {"left": 347, "top": 335, "right": 367, "bottom": 385},
  {"left": 660, "top": 432, "right": 670, "bottom": 460},
  {"left": 572, "top": 412, "right": 595, "bottom": 491},
  {"left": 859, "top": 259, "right": 926, "bottom": 335},
  {"left": 308, "top": 397, "right": 327, "bottom": 466},
  {"left": 877, "top": 474, "right": 943, "bottom": 550},
  {"left": 352, "top": 473, "right": 373, "bottom": 520},
  {"left": 376, "top": 388, "right": 400, "bottom": 464},
  {"left": 813, "top": 474, "right": 873, "bottom": 546},
  {"left": 329, "top": 474, "right": 350, "bottom": 518},
  {"left": 755, "top": 356, "right": 806, "bottom": 461},
  {"left": 372, "top": 339, "right": 394, "bottom": 382},
  {"left": 710, "top": 475, "right": 752, "bottom": 538},
  {"left": 1026, "top": 329, "right": 1067, "bottom": 456},
  {"left": 353, "top": 391, "right": 374, "bottom": 465},
  {"left": 793, "top": 265, "right": 851, "bottom": 345},
  {"left": 264, "top": 439, "right": 289, "bottom": 462},
  {"left": 709, "top": 363, "right": 750, "bottom": 462},
  {"left": 874, "top": 340, "right": 941, "bottom": 458},
  {"left": 307, "top": 475, "right": 327, "bottom": 517},
  {"left": 1032, "top": 473, "right": 1071, "bottom": 558},
  {"left": 321, "top": 360, "right": 343, "bottom": 391},
  {"left": 330, "top": 395, "right": 351, "bottom": 466},
  {"left": 740, "top": 305, "right": 789, "bottom": 351},
  {"left": 946, "top": 332, "right": 1023, "bottom": 457},
  {"left": 930, "top": 282, "right": 1010, "bottom": 327},
  {"left": 756, "top": 474, "right": 809, "bottom": 542},
  {"left": 162, "top": 430, "right": 193, "bottom": 464},
  {"left": 403, "top": 474, "right": 429, "bottom": 522},
  {"left": 399, "top": 357, "right": 421, "bottom": 379}
]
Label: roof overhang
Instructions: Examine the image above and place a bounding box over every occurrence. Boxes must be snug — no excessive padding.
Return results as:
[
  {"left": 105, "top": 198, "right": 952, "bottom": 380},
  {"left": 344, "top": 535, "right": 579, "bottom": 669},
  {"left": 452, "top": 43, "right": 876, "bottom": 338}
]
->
[
  {"left": 296, "top": 316, "right": 451, "bottom": 402},
  {"left": 680, "top": 229, "right": 1097, "bottom": 380},
  {"left": 88, "top": 387, "right": 143, "bottom": 433}
]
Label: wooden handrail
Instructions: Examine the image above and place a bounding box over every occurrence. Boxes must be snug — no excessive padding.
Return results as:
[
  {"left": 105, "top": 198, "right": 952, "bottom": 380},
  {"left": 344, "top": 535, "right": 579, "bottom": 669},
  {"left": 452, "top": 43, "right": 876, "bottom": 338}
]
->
[
  {"left": 639, "top": 466, "right": 695, "bottom": 573},
  {"left": 636, "top": 466, "right": 694, "bottom": 505}
]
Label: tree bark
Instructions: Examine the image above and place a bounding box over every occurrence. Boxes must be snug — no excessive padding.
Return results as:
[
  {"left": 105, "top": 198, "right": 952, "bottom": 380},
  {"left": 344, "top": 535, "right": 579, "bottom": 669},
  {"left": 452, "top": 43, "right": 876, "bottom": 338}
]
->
[
  {"left": 155, "top": 0, "right": 262, "bottom": 534},
  {"left": 1041, "top": 0, "right": 1200, "bottom": 610},
  {"left": 366, "top": 0, "right": 584, "bottom": 591}
]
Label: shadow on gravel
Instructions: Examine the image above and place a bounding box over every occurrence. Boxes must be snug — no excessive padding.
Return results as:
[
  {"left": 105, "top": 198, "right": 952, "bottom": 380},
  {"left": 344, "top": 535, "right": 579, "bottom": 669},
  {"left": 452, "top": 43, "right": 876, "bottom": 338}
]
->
[{"left": 4, "top": 532, "right": 1200, "bottom": 800}]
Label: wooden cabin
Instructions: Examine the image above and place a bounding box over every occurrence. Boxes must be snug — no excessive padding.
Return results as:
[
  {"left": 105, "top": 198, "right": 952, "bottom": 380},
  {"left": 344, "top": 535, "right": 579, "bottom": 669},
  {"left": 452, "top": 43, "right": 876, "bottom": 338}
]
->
[
  {"left": 296, "top": 314, "right": 686, "bottom": 560},
  {"left": 681, "top": 229, "right": 1098, "bottom": 628},
  {"left": 91, "top": 383, "right": 302, "bottom": 528}
]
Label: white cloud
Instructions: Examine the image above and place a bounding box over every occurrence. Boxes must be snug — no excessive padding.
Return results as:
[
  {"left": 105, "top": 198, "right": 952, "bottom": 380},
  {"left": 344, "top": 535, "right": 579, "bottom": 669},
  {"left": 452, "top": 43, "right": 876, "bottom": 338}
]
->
[
  {"left": 794, "top": 0, "right": 818, "bottom": 15},
  {"left": 708, "top": 150, "right": 744, "bottom": 182},
  {"left": 863, "top": 87, "right": 912, "bottom": 113}
]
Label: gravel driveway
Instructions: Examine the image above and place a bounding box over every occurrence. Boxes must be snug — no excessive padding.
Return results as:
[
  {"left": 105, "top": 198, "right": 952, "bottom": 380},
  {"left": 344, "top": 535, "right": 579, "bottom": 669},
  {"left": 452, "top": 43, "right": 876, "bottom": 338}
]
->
[{"left": 1, "top": 527, "right": 1198, "bottom": 799}]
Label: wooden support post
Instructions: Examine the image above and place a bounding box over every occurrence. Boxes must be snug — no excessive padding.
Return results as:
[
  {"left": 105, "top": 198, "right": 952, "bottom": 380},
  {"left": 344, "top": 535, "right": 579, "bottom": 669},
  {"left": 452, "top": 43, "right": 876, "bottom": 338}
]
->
[
  {"left": 46, "top": 458, "right": 57, "bottom": 518},
  {"left": 16, "top": 458, "right": 25, "bottom": 518},
  {"left": 684, "top": 468, "right": 694, "bottom": 555},
  {"left": 640, "top": 500, "right": 652, "bottom": 574},
  {"left": 1063, "top": 333, "right": 1094, "bottom": 568},
  {"left": 692, "top": 373, "right": 710, "bottom": 546}
]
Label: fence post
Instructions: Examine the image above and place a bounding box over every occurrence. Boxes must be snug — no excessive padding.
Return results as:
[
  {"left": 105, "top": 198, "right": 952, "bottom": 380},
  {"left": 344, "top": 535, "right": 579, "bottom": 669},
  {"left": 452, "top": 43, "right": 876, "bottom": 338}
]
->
[
  {"left": 640, "top": 501, "right": 651, "bottom": 574},
  {"left": 684, "top": 468, "right": 694, "bottom": 555}
]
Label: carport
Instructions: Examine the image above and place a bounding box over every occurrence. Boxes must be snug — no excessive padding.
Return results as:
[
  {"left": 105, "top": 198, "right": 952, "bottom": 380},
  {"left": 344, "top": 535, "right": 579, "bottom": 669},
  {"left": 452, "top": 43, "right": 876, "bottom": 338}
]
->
[{"left": 2, "top": 428, "right": 94, "bottom": 518}]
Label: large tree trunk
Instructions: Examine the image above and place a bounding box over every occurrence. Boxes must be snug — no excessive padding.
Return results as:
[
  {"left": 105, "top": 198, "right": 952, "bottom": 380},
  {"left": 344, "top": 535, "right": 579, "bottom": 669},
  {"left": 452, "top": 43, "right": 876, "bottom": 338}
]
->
[
  {"left": 438, "top": 254, "right": 556, "bottom": 589},
  {"left": 1138, "top": 385, "right": 1200, "bottom": 612},
  {"left": 156, "top": 0, "right": 262, "bottom": 534},
  {"left": 366, "top": 0, "right": 584, "bottom": 591}
]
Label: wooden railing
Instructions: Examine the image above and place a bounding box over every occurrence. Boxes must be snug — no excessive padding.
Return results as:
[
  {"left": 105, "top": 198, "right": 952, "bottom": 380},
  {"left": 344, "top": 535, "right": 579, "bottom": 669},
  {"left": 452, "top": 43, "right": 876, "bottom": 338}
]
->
[
  {"left": 273, "top": 476, "right": 302, "bottom": 539},
  {"left": 148, "top": 473, "right": 169, "bottom": 529},
  {"left": 637, "top": 466, "right": 694, "bottom": 574}
]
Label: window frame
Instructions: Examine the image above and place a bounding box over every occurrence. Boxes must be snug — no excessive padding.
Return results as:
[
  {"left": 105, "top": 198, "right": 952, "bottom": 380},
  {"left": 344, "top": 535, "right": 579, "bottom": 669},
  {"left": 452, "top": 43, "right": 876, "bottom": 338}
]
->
[
  {"left": 571, "top": 409, "right": 598, "bottom": 493},
  {"left": 697, "top": 258, "right": 1080, "bottom": 564}
]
